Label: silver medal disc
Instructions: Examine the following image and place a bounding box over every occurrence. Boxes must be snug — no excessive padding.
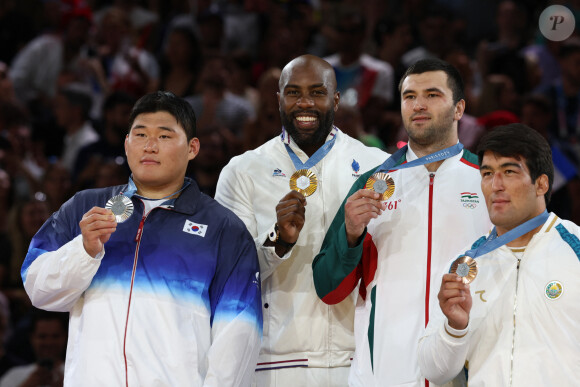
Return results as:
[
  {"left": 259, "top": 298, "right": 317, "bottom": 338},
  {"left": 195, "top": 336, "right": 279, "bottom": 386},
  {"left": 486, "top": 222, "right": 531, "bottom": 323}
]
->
[{"left": 105, "top": 195, "right": 134, "bottom": 223}]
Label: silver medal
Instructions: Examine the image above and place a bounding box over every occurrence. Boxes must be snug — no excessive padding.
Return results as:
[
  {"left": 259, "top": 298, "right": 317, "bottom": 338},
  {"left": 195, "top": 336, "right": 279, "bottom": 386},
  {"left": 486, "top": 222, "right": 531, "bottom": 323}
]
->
[{"left": 105, "top": 195, "right": 134, "bottom": 223}]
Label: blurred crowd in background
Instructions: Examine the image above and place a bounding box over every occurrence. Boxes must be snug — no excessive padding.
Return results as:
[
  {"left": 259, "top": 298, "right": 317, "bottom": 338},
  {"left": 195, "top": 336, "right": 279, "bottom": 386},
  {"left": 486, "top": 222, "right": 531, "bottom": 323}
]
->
[{"left": 0, "top": 0, "right": 579, "bottom": 383}]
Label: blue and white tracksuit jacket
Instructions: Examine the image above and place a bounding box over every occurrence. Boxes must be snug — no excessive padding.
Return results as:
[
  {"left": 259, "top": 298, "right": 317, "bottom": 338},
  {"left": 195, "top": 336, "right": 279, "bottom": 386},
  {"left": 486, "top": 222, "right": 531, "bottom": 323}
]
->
[{"left": 21, "top": 178, "right": 262, "bottom": 387}]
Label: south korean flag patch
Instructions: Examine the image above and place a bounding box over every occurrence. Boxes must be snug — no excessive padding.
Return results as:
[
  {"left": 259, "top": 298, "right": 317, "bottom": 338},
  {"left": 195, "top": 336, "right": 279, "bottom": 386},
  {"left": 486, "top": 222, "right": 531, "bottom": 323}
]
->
[{"left": 183, "top": 220, "right": 208, "bottom": 237}]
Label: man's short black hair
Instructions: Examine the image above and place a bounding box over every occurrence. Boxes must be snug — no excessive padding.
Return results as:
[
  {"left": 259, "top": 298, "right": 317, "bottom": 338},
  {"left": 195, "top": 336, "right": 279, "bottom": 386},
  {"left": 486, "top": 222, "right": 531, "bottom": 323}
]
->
[
  {"left": 398, "top": 58, "right": 465, "bottom": 104},
  {"left": 476, "top": 123, "right": 554, "bottom": 205},
  {"left": 128, "top": 91, "right": 197, "bottom": 141}
]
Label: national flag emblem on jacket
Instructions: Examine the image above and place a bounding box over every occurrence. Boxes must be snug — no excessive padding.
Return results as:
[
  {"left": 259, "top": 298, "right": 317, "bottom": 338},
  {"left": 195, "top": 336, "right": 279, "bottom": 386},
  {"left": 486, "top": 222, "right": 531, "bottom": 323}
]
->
[{"left": 183, "top": 220, "right": 208, "bottom": 237}]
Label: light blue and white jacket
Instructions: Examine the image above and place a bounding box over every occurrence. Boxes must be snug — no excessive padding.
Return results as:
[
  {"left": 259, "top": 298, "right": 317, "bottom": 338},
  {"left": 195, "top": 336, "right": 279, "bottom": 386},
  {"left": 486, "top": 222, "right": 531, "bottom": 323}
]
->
[{"left": 22, "top": 177, "right": 262, "bottom": 387}]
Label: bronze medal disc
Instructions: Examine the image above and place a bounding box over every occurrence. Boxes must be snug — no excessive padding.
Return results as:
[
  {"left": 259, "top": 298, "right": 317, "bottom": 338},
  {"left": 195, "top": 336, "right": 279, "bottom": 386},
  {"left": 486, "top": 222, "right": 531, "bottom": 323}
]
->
[
  {"left": 289, "top": 169, "right": 318, "bottom": 196},
  {"left": 105, "top": 195, "right": 134, "bottom": 223},
  {"left": 450, "top": 256, "right": 478, "bottom": 284},
  {"left": 365, "top": 172, "right": 395, "bottom": 200}
]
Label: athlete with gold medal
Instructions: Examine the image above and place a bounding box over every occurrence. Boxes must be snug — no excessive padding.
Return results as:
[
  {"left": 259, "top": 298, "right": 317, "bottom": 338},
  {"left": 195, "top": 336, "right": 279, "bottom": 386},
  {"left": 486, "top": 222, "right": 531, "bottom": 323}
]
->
[{"left": 215, "top": 55, "right": 388, "bottom": 386}]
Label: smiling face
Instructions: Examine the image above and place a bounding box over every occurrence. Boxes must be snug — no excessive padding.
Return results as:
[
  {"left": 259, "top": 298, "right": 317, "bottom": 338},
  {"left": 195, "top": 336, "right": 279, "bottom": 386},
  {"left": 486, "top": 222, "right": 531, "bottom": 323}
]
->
[
  {"left": 400, "top": 70, "right": 464, "bottom": 150},
  {"left": 278, "top": 57, "right": 340, "bottom": 155},
  {"left": 125, "top": 111, "right": 199, "bottom": 197},
  {"left": 480, "top": 151, "right": 548, "bottom": 235}
]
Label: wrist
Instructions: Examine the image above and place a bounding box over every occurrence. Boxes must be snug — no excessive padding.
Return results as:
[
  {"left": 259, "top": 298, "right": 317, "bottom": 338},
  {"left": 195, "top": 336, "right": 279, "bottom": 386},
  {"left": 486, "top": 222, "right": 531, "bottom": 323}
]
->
[{"left": 268, "top": 223, "right": 296, "bottom": 249}]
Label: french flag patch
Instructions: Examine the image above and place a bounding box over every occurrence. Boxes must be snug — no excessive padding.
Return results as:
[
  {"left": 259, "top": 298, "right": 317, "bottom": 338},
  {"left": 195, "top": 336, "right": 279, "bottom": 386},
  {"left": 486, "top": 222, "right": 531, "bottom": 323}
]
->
[{"left": 183, "top": 220, "right": 208, "bottom": 237}]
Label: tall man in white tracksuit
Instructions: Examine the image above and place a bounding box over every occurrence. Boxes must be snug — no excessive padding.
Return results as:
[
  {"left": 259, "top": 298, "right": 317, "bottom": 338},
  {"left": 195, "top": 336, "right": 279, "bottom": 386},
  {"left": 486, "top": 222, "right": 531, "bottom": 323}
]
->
[
  {"left": 313, "top": 59, "right": 492, "bottom": 387},
  {"left": 215, "top": 55, "right": 388, "bottom": 386},
  {"left": 418, "top": 123, "right": 580, "bottom": 386}
]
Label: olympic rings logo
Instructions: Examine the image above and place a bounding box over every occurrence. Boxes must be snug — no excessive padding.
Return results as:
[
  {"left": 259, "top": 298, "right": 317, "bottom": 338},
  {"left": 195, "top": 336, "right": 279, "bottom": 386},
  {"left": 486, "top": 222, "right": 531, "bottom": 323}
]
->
[{"left": 462, "top": 202, "right": 477, "bottom": 209}]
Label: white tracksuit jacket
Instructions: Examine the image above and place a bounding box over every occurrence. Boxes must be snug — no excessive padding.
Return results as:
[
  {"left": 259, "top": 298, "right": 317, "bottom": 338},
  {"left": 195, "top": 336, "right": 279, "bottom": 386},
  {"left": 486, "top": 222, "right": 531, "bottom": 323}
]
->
[
  {"left": 418, "top": 212, "right": 580, "bottom": 386},
  {"left": 215, "top": 128, "right": 388, "bottom": 373},
  {"left": 314, "top": 145, "right": 492, "bottom": 387}
]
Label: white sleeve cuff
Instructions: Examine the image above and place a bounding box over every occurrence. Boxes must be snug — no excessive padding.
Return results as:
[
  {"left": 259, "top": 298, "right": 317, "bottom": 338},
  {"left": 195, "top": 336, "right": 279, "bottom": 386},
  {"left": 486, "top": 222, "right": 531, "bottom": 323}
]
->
[{"left": 443, "top": 319, "right": 469, "bottom": 340}]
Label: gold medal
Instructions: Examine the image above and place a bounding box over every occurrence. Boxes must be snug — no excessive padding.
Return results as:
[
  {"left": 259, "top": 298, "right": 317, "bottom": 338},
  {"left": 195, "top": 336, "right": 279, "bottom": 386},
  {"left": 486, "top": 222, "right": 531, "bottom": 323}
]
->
[
  {"left": 105, "top": 195, "right": 134, "bottom": 223},
  {"left": 365, "top": 172, "right": 395, "bottom": 200},
  {"left": 289, "top": 169, "right": 318, "bottom": 196},
  {"left": 450, "top": 256, "right": 478, "bottom": 284}
]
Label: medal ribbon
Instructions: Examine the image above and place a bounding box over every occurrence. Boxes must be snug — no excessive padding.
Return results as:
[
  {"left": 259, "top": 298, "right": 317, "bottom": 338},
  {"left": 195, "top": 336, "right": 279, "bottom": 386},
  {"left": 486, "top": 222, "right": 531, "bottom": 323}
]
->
[
  {"left": 284, "top": 130, "right": 338, "bottom": 170},
  {"left": 464, "top": 210, "right": 549, "bottom": 259},
  {"left": 375, "top": 143, "right": 464, "bottom": 173}
]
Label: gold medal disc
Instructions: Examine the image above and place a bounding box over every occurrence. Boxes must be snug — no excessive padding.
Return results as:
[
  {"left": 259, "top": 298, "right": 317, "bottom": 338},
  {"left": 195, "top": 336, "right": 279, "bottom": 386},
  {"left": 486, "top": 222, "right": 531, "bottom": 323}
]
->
[
  {"left": 450, "top": 256, "right": 478, "bottom": 284},
  {"left": 105, "top": 195, "right": 134, "bottom": 223},
  {"left": 289, "top": 169, "right": 318, "bottom": 196},
  {"left": 365, "top": 172, "right": 395, "bottom": 200}
]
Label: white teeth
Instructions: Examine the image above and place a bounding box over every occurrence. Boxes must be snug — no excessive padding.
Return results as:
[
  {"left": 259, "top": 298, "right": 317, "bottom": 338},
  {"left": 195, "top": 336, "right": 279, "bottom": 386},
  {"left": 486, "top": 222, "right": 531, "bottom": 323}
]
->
[{"left": 296, "top": 116, "right": 316, "bottom": 122}]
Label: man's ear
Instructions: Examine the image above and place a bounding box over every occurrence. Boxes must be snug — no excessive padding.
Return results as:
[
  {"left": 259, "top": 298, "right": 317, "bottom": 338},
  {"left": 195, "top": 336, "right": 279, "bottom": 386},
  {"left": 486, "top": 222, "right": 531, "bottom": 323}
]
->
[
  {"left": 535, "top": 174, "right": 549, "bottom": 197},
  {"left": 454, "top": 99, "right": 465, "bottom": 121},
  {"left": 188, "top": 137, "right": 200, "bottom": 161}
]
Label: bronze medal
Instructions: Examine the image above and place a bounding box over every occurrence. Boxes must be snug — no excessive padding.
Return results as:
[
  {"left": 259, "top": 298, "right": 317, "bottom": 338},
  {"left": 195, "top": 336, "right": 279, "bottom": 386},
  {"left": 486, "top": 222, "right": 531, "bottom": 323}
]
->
[
  {"left": 289, "top": 169, "right": 318, "bottom": 196},
  {"left": 450, "top": 256, "right": 478, "bottom": 284},
  {"left": 105, "top": 195, "right": 134, "bottom": 223},
  {"left": 365, "top": 172, "right": 395, "bottom": 200}
]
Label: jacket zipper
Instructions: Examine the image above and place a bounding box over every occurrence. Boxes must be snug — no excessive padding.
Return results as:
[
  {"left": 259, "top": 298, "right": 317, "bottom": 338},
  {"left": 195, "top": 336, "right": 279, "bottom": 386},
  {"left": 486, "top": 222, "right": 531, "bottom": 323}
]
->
[
  {"left": 123, "top": 213, "right": 147, "bottom": 387},
  {"left": 509, "top": 257, "right": 522, "bottom": 387},
  {"left": 425, "top": 173, "right": 435, "bottom": 327},
  {"left": 424, "top": 173, "right": 435, "bottom": 387}
]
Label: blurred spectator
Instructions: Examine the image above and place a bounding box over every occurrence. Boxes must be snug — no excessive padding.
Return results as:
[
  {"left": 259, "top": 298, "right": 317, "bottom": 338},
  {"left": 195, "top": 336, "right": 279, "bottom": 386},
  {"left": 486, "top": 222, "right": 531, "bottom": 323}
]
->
[
  {"left": 334, "top": 103, "right": 385, "bottom": 150},
  {"left": 155, "top": 26, "right": 202, "bottom": 98},
  {"left": 9, "top": 4, "right": 93, "bottom": 109},
  {"left": 457, "top": 114, "right": 486, "bottom": 153},
  {"left": 476, "top": 0, "right": 534, "bottom": 94},
  {"left": 93, "top": 160, "right": 129, "bottom": 189},
  {"left": 222, "top": 0, "right": 261, "bottom": 58},
  {"left": 521, "top": 94, "right": 580, "bottom": 224},
  {"left": 3, "top": 197, "right": 50, "bottom": 326},
  {"left": 401, "top": 5, "right": 457, "bottom": 68},
  {"left": 444, "top": 48, "right": 481, "bottom": 112},
  {"left": 52, "top": 84, "right": 99, "bottom": 172},
  {"left": 0, "top": 62, "right": 16, "bottom": 104},
  {"left": 92, "top": 6, "right": 160, "bottom": 99},
  {"left": 5, "top": 198, "right": 50, "bottom": 290},
  {"left": 186, "top": 54, "right": 255, "bottom": 144},
  {"left": 73, "top": 91, "right": 134, "bottom": 189},
  {"left": 0, "top": 104, "right": 45, "bottom": 200},
  {"left": 242, "top": 67, "right": 281, "bottom": 151},
  {"left": 0, "top": 295, "right": 24, "bottom": 378},
  {"left": 523, "top": 39, "right": 564, "bottom": 93},
  {"left": 39, "top": 162, "right": 73, "bottom": 214},
  {"left": 0, "top": 309, "right": 67, "bottom": 387},
  {"left": 474, "top": 74, "right": 520, "bottom": 117},
  {"left": 93, "top": 0, "right": 159, "bottom": 51},
  {"left": 374, "top": 16, "right": 414, "bottom": 106},
  {"left": 0, "top": 167, "right": 13, "bottom": 287},
  {"left": 229, "top": 50, "right": 260, "bottom": 111},
  {"left": 324, "top": 8, "right": 394, "bottom": 108},
  {"left": 187, "top": 126, "right": 231, "bottom": 198},
  {"left": 539, "top": 38, "right": 580, "bottom": 145},
  {"left": 196, "top": 5, "right": 226, "bottom": 56}
]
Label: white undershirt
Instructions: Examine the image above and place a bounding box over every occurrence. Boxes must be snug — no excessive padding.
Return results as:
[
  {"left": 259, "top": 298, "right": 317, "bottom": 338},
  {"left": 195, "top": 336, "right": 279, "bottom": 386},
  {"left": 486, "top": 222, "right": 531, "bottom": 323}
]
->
[{"left": 140, "top": 197, "right": 166, "bottom": 215}]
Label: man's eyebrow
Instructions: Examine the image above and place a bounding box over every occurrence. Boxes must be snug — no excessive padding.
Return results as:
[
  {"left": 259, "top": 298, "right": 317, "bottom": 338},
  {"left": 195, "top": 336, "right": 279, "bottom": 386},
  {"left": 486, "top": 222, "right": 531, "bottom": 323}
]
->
[
  {"left": 284, "top": 83, "right": 326, "bottom": 90},
  {"left": 425, "top": 87, "right": 444, "bottom": 94},
  {"left": 480, "top": 162, "right": 523, "bottom": 171},
  {"left": 500, "top": 162, "right": 523, "bottom": 169},
  {"left": 402, "top": 87, "right": 445, "bottom": 95},
  {"left": 131, "top": 125, "right": 175, "bottom": 132}
]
